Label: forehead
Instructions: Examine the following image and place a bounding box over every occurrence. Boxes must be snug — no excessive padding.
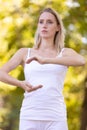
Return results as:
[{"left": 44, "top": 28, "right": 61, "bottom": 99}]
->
[{"left": 39, "top": 12, "right": 56, "bottom": 21}]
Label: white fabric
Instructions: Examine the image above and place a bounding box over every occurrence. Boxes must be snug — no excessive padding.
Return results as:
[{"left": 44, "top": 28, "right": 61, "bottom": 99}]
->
[
  {"left": 20, "top": 48, "right": 68, "bottom": 121},
  {"left": 19, "top": 120, "right": 68, "bottom": 130}
]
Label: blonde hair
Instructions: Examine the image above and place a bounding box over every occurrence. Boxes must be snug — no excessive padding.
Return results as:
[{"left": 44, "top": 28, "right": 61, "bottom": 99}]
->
[{"left": 34, "top": 8, "right": 65, "bottom": 52}]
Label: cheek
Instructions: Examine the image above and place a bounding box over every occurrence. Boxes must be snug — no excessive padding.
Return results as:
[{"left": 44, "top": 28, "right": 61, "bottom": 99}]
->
[
  {"left": 50, "top": 27, "right": 57, "bottom": 34},
  {"left": 37, "top": 25, "right": 42, "bottom": 33},
  {"left": 50, "top": 24, "right": 57, "bottom": 31}
]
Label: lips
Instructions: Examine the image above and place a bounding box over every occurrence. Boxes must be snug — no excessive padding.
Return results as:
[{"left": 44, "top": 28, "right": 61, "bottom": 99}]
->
[{"left": 41, "top": 30, "right": 48, "bottom": 33}]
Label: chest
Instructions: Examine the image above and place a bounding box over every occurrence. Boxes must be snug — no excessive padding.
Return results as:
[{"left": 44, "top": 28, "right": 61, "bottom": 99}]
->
[{"left": 24, "top": 61, "right": 67, "bottom": 75}]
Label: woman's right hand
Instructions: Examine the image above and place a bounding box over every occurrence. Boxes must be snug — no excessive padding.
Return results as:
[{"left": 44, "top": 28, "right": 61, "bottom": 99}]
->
[{"left": 19, "top": 81, "right": 43, "bottom": 92}]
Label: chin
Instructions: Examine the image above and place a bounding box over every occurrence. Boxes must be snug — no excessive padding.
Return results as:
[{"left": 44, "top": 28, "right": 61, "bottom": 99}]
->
[{"left": 40, "top": 35, "right": 51, "bottom": 39}]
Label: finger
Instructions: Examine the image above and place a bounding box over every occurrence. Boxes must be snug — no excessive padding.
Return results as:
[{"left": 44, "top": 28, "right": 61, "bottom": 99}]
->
[
  {"left": 35, "top": 85, "right": 43, "bottom": 88},
  {"left": 26, "top": 59, "right": 32, "bottom": 64},
  {"left": 25, "top": 81, "right": 32, "bottom": 87},
  {"left": 26, "top": 57, "right": 35, "bottom": 64},
  {"left": 25, "top": 82, "right": 33, "bottom": 92},
  {"left": 31, "top": 85, "right": 43, "bottom": 91}
]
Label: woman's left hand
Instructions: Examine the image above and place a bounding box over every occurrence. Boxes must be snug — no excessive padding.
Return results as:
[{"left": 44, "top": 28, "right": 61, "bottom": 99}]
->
[{"left": 26, "top": 56, "right": 45, "bottom": 64}]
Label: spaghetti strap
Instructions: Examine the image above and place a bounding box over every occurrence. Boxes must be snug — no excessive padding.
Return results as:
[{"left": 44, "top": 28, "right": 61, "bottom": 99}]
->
[
  {"left": 58, "top": 48, "right": 65, "bottom": 57},
  {"left": 61, "top": 48, "right": 65, "bottom": 52},
  {"left": 28, "top": 48, "right": 31, "bottom": 57},
  {"left": 26, "top": 48, "right": 31, "bottom": 59}
]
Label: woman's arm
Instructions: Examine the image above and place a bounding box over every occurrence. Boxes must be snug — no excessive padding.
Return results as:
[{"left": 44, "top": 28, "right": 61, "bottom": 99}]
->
[
  {"left": 44, "top": 48, "right": 86, "bottom": 66},
  {"left": 0, "top": 48, "right": 26, "bottom": 86},
  {"left": 0, "top": 48, "right": 42, "bottom": 92},
  {"left": 26, "top": 48, "right": 86, "bottom": 66}
]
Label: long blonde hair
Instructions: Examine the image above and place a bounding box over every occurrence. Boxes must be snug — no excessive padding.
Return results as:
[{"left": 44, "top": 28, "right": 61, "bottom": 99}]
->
[{"left": 34, "top": 8, "right": 65, "bottom": 52}]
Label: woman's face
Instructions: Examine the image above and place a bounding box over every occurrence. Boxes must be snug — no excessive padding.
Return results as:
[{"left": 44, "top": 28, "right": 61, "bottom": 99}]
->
[{"left": 38, "top": 12, "right": 60, "bottom": 39}]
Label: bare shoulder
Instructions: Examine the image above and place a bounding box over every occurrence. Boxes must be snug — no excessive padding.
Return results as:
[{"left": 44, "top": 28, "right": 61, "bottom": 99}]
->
[
  {"left": 17, "top": 47, "right": 29, "bottom": 61},
  {"left": 11, "top": 47, "right": 29, "bottom": 65},
  {"left": 62, "top": 47, "right": 79, "bottom": 56},
  {"left": 63, "top": 47, "right": 76, "bottom": 52},
  {"left": 17, "top": 47, "right": 28, "bottom": 54},
  {"left": 0, "top": 48, "right": 29, "bottom": 72},
  {"left": 19, "top": 47, "right": 29, "bottom": 53}
]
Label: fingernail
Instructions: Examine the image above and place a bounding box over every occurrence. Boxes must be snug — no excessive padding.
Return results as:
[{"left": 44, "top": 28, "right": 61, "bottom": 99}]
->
[{"left": 40, "top": 85, "right": 43, "bottom": 87}]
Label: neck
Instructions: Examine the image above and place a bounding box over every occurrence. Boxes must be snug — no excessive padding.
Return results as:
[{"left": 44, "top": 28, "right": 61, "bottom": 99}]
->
[{"left": 39, "top": 38, "right": 55, "bottom": 51}]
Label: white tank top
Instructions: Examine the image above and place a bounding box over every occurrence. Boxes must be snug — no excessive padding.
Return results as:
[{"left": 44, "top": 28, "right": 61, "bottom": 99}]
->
[{"left": 20, "top": 48, "right": 68, "bottom": 121}]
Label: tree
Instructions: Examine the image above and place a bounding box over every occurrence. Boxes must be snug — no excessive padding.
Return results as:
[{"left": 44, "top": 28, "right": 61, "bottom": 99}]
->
[
  {"left": 80, "top": 76, "right": 87, "bottom": 130},
  {"left": 0, "top": 0, "right": 87, "bottom": 130}
]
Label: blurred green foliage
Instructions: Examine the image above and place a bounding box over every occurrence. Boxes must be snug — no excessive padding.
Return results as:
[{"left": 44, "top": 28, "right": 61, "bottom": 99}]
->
[{"left": 0, "top": 0, "right": 87, "bottom": 130}]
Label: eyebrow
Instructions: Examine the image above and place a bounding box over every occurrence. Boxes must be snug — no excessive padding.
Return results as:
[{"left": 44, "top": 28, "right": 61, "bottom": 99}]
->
[{"left": 39, "top": 19, "right": 54, "bottom": 21}]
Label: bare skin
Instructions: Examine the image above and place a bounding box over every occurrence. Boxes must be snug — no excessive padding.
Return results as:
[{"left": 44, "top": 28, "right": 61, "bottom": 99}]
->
[
  {"left": 0, "top": 48, "right": 43, "bottom": 92},
  {"left": 26, "top": 47, "right": 85, "bottom": 66},
  {"left": 26, "top": 12, "right": 85, "bottom": 66},
  {"left": 0, "top": 12, "right": 86, "bottom": 92}
]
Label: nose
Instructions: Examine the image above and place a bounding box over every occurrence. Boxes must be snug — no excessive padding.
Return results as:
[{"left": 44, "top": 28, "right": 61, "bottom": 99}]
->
[{"left": 43, "top": 22, "right": 47, "bottom": 28}]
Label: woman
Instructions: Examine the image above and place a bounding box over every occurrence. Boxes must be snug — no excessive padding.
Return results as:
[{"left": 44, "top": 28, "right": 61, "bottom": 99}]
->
[{"left": 0, "top": 8, "right": 85, "bottom": 130}]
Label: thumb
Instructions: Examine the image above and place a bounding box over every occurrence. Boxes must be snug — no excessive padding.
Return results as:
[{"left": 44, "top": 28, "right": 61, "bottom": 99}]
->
[{"left": 26, "top": 57, "right": 35, "bottom": 64}]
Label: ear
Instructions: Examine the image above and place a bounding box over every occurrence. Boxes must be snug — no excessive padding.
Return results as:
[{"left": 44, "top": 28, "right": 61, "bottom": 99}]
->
[{"left": 56, "top": 25, "right": 60, "bottom": 32}]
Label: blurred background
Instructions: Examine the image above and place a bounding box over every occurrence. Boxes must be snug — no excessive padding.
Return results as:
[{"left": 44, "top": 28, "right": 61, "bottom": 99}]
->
[{"left": 0, "top": 0, "right": 87, "bottom": 130}]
